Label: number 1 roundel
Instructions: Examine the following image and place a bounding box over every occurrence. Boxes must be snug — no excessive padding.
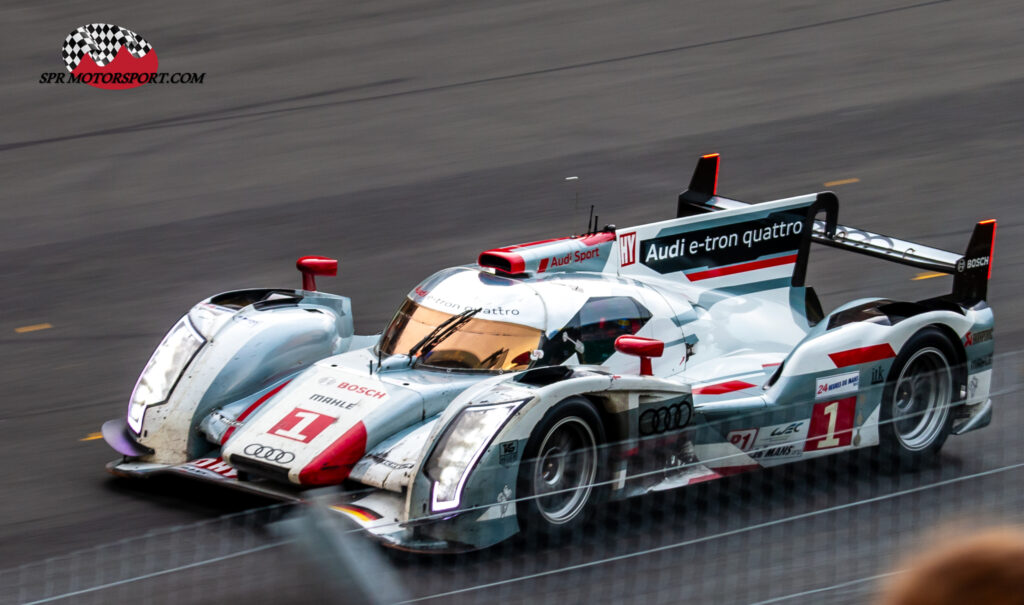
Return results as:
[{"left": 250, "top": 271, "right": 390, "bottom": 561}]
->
[
  {"left": 270, "top": 408, "right": 336, "bottom": 443},
  {"left": 805, "top": 397, "right": 856, "bottom": 451}
]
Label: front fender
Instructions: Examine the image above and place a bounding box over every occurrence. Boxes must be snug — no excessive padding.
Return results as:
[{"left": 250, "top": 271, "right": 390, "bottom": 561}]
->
[
  {"left": 130, "top": 289, "right": 361, "bottom": 463},
  {"left": 402, "top": 368, "right": 690, "bottom": 549}
]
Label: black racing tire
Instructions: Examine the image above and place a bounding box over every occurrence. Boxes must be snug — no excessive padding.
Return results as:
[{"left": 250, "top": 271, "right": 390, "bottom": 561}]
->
[
  {"left": 516, "top": 397, "right": 606, "bottom": 537},
  {"left": 879, "top": 328, "right": 958, "bottom": 471}
]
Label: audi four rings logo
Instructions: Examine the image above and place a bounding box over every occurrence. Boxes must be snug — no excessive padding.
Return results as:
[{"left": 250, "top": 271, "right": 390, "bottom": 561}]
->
[
  {"left": 242, "top": 444, "right": 295, "bottom": 464},
  {"left": 638, "top": 403, "right": 693, "bottom": 435}
]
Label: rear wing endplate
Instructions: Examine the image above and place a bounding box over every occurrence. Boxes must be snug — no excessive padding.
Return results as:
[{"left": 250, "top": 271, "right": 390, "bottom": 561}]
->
[{"left": 677, "top": 154, "right": 996, "bottom": 302}]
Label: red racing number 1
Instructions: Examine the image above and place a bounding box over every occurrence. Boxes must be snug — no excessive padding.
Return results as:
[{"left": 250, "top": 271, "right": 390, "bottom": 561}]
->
[{"left": 805, "top": 397, "right": 856, "bottom": 451}]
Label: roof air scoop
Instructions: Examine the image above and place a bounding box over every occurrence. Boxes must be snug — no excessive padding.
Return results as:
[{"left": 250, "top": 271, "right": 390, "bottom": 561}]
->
[{"left": 478, "top": 232, "right": 615, "bottom": 276}]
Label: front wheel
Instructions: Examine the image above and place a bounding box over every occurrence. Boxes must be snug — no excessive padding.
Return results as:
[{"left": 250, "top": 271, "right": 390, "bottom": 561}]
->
[
  {"left": 517, "top": 397, "right": 605, "bottom": 533},
  {"left": 879, "top": 328, "right": 958, "bottom": 470}
]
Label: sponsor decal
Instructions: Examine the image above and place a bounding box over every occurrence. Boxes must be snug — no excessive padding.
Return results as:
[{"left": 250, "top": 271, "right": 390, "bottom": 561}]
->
[
  {"left": 754, "top": 420, "right": 808, "bottom": 447},
  {"left": 971, "top": 354, "right": 993, "bottom": 370},
  {"left": 726, "top": 428, "right": 758, "bottom": 451},
  {"left": 965, "top": 329, "right": 993, "bottom": 346},
  {"left": 40, "top": 24, "right": 205, "bottom": 89},
  {"left": 420, "top": 294, "right": 521, "bottom": 317},
  {"left": 957, "top": 256, "right": 990, "bottom": 272},
  {"left": 181, "top": 457, "right": 237, "bottom": 479},
  {"left": 639, "top": 211, "right": 804, "bottom": 275},
  {"left": 638, "top": 402, "right": 693, "bottom": 435},
  {"left": 309, "top": 393, "right": 358, "bottom": 410},
  {"left": 968, "top": 376, "right": 979, "bottom": 399},
  {"left": 367, "top": 453, "right": 414, "bottom": 470},
  {"left": 871, "top": 366, "right": 885, "bottom": 385},
  {"left": 336, "top": 381, "right": 388, "bottom": 400},
  {"left": 331, "top": 504, "right": 381, "bottom": 522},
  {"left": 805, "top": 397, "right": 856, "bottom": 451},
  {"left": 539, "top": 247, "right": 601, "bottom": 272},
  {"left": 750, "top": 444, "right": 801, "bottom": 460},
  {"left": 498, "top": 441, "right": 519, "bottom": 466},
  {"left": 620, "top": 232, "right": 638, "bottom": 267},
  {"left": 497, "top": 484, "right": 513, "bottom": 516},
  {"left": 769, "top": 422, "right": 803, "bottom": 438},
  {"left": 269, "top": 408, "right": 336, "bottom": 443},
  {"left": 210, "top": 410, "right": 244, "bottom": 429},
  {"left": 815, "top": 371, "right": 860, "bottom": 399},
  {"left": 241, "top": 444, "right": 296, "bottom": 464}
]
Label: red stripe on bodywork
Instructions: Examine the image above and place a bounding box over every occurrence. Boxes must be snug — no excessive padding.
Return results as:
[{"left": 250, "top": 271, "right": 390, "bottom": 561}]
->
[
  {"left": 708, "top": 464, "right": 761, "bottom": 476},
  {"left": 828, "top": 344, "right": 896, "bottom": 368},
  {"left": 685, "top": 254, "right": 797, "bottom": 281},
  {"left": 298, "top": 421, "right": 368, "bottom": 485},
  {"left": 221, "top": 381, "right": 291, "bottom": 445},
  {"left": 578, "top": 231, "right": 617, "bottom": 246},
  {"left": 692, "top": 380, "right": 756, "bottom": 395}
]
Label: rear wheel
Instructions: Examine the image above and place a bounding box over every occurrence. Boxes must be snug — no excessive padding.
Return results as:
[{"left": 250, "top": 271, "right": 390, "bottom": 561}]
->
[
  {"left": 517, "top": 397, "right": 605, "bottom": 534},
  {"left": 879, "top": 328, "right": 958, "bottom": 470}
]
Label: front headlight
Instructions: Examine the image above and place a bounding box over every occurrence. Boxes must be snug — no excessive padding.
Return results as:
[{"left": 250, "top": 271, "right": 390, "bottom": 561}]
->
[
  {"left": 425, "top": 399, "right": 526, "bottom": 512},
  {"left": 127, "top": 316, "right": 205, "bottom": 433}
]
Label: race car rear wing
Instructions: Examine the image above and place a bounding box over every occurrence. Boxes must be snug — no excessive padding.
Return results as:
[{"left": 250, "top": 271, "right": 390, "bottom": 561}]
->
[{"left": 677, "top": 154, "right": 996, "bottom": 302}]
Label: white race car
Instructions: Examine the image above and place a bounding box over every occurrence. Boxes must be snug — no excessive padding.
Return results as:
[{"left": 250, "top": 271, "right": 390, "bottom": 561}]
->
[{"left": 104, "top": 154, "right": 996, "bottom": 551}]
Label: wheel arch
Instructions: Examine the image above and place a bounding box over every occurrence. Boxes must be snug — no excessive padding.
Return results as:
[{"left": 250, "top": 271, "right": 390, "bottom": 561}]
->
[{"left": 916, "top": 322, "right": 968, "bottom": 398}]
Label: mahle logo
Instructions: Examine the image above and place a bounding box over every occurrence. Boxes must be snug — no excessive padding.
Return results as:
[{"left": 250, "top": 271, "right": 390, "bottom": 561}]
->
[
  {"left": 62, "top": 24, "right": 157, "bottom": 89},
  {"left": 41, "top": 23, "right": 204, "bottom": 89}
]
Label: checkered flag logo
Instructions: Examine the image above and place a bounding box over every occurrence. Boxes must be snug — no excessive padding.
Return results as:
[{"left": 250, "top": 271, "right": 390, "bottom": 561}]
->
[{"left": 62, "top": 23, "right": 153, "bottom": 72}]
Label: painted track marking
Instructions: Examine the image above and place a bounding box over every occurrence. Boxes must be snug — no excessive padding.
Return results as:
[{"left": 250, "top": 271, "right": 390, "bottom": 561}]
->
[
  {"left": 823, "top": 178, "right": 860, "bottom": 187},
  {"left": 15, "top": 323, "right": 52, "bottom": 333}
]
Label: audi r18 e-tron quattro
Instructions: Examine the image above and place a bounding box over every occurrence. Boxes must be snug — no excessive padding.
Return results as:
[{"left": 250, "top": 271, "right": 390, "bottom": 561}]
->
[{"left": 103, "top": 154, "right": 996, "bottom": 552}]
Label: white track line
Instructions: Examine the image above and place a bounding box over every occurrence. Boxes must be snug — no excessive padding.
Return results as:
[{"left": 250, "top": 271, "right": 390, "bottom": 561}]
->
[
  {"left": 399, "top": 460, "right": 1024, "bottom": 603},
  {"left": 749, "top": 570, "right": 901, "bottom": 604},
  {"left": 21, "top": 541, "right": 288, "bottom": 605}
]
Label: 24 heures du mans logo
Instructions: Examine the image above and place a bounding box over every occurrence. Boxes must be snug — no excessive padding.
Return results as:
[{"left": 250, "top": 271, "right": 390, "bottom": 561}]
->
[{"left": 39, "top": 24, "right": 205, "bottom": 90}]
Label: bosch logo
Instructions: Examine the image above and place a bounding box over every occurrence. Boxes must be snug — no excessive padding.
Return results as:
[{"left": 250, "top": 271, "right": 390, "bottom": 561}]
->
[
  {"left": 958, "top": 256, "right": 989, "bottom": 272},
  {"left": 242, "top": 444, "right": 295, "bottom": 464},
  {"left": 337, "top": 381, "right": 387, "bottom": 399},
  {"left": 638, "top": 402, "right": 692, "bottom": 435}
]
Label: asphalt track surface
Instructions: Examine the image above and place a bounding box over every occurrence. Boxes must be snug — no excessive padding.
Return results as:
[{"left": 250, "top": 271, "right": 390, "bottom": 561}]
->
[{"left": 2, "top": 0, "right": 1024, "bottom": 602}]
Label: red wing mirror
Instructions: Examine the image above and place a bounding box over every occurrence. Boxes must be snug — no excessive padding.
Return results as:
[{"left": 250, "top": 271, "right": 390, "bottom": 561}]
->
[
  {"left": 296, "top": 256, "right": 338, "bottom": 291},
  {"left": 614, "top": 335, "right": 664, "bottom": 376}
]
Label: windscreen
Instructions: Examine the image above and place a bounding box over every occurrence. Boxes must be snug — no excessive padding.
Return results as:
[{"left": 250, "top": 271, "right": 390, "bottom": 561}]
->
[{"left": 378, "top": 299, "right": 544, "bottom": 372}]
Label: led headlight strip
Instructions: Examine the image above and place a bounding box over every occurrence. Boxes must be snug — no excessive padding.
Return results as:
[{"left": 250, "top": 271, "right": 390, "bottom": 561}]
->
[
  {"left": 425, "top": 399, "right": 528, "bottom": 512},
  {"left": 127, "top": 316, "right": 205, "bottom": 433}
]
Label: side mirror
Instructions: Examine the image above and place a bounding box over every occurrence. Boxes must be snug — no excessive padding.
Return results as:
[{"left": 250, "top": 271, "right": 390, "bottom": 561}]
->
[
  {"left": 296, "top": 256, "right": 338, "bottom": 291},
  {"left": 614, "top": 335, "right": 664, "bottom": 376}
]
